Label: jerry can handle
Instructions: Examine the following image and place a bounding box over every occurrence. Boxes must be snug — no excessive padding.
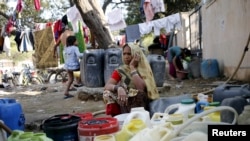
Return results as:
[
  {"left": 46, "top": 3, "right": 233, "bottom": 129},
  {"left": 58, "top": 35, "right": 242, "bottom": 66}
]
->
[{"left": 164, "top": 103, "right": 180, "bottom": 114}]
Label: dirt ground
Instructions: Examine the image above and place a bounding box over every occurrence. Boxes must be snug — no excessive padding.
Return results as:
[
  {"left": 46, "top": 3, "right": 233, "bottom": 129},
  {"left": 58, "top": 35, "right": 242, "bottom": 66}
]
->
[{"left": 0, "top": 76, "right": 238, "bottom": 131}]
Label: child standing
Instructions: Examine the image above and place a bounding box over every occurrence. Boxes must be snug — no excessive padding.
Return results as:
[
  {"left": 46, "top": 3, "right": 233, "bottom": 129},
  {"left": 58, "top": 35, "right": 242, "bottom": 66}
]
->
[{"left": 63, "top": 35, "right": 83, "bottom": 99}]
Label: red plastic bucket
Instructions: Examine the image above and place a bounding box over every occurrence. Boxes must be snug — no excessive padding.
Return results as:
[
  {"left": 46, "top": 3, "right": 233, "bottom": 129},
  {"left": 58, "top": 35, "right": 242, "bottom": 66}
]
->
[
  {"left": 78, "top": 117, "right": 119, "bottom": 141},
  {"left": 74, "top": 112, "right": 93, "bottom": 120}
]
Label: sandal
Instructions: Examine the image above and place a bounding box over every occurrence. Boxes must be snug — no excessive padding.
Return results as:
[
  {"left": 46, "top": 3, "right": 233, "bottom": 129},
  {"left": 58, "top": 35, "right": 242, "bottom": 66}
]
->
[
  {"left": 64, "top": 94, "right": 74, "bottom": 99},
  {"left": 74, "top": 84, "right": 83, "bottom": 87}
]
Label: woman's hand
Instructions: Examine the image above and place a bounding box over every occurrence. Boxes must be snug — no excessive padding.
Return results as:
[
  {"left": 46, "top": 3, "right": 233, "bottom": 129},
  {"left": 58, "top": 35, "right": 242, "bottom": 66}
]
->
[
  {"left": 117, "top": 87, "right": 128, "bottom": 105},
  {"left": 129, "top": 53, "right": 140, "bottom": 69}
]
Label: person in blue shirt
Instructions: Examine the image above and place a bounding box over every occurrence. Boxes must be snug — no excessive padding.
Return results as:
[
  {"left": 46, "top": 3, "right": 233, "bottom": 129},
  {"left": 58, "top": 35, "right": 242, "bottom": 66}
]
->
[
  {"left": 167, "top": 46, "right": 191, "bottom": 80},
  {"left": 63, "top": 35, "right": 83, "bottom": 99}
]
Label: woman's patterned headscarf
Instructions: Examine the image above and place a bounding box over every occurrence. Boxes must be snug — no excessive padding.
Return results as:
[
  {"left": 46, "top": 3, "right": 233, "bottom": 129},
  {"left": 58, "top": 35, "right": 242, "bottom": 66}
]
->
[{"left": 121, "top": 43, "right": 159, "bottom": 100}]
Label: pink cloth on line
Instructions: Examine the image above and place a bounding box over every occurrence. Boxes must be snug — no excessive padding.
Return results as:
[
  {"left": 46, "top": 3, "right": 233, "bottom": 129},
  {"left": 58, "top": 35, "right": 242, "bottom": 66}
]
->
[
  {"left": 16, "top": 0, "right": 23, "bottom": 13},
  {"left": 34, "top": 0, "right": 41, "bottom": 11},
  {"left": 143, "top": 0, "right": 154, "bottom": 22}
]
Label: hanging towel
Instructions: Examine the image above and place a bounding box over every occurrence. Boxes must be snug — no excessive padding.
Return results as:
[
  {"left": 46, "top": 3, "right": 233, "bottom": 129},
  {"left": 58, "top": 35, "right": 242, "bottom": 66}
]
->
[
  {"left": 107, "top": 9, "right": 127, "bottom": 31},
  {"left": 125, "top": 24, "right": 140, "bottom": 42}
]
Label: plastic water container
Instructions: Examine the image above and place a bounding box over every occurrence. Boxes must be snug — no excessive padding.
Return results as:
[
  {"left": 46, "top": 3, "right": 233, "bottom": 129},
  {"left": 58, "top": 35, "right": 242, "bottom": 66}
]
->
[
  {"left": 123, "top": 107, "right": 151, "bottom": 128},
  {"left": 147, "top": 54, "right": 166, "bottom": 87},
  {"left": 220, "top": 96, "right": 248, "bottom": 124},
  {"left": 0, "top": 98, "right": 25, "bottom": 132},
  {"left": 200, "top": 59, "right": 220, "bottom": 79},
  {"left": 78, "top": 117, "right": 119, "bottom": 141},
  {"left": 104, "top": 48, "right": 122, "bottom": 84},
  {"left": 164, "top": 98, "right": 196, "bottom": 121},
  {"left": 189, "top": 57, "right": 201, "bottom": 78},
  {"left": 81, "top": 49, "right": 105, "bottom": 87},
  {"left": 149, "top": 94, "right": 192, "bottom": 117},
  {"left": 237, "top": 105, "right": 250, "bottom": 125},
  {"left": 195, "top": 101, "right": 209, "bottom": 113},
  {"left": 94, "top": 134, "right": 115, "bottom": 141},
  {"left": 114, "top": 113, "right": 129, "bottom": 130},
  {"left": 115, "top": 118, "right": 146, "bottom": 141},
  {"left": 213, "top": 84, "right": 250, "bottom": 103}
]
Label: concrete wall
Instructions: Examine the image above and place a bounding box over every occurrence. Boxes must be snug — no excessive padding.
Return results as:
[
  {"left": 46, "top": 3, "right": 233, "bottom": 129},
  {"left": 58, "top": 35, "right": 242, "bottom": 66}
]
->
[{"left": 201, "top": 0, "right": 250, "bottom": 81}]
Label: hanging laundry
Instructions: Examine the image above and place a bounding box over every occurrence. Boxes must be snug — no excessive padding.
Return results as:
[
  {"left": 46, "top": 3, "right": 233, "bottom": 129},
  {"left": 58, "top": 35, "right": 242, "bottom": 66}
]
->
[
  {"left": 125, "top": 24, "right": 140, "bottom": 43},
  {"left": 151, "top": 0, "right": 165, "bottom": 13},
  {"left": 152, "top": 17, "right": 168, "bottom": 35},
  {"left": 6, "top": 17, "right": 16, "bottom": 35},
  {"left": 33, "top": 27, "right": 58, "bottom": 68},
  {"left": 166, "top": 13, "right": 182, "bottom": 31},
  {"left": 139, "top": 22, "right": 153, "bottom": 35},
  {"left": 19, "top": 27, "right": 34, "bottom": 52},
  {"left": 53, "top": 20, "right": 63, "bottom": 40},
  {"left": 16, "top": 0, "right": 23, "bottom": 13},
  {"left": 107, "top": 8, "right": 127, "bottom": 31},
  {"left": 66, "top": 5, "right": 85, "bottom": 33},
  {"left": 143, "top": 0, "right": 155, "bottom": 22},
  {"left": 34, "top": 0, "right": 41, "bottom": 11},
  {"left": 3, "top": 36, "right": 11, "bottom": 57},
  {"left": 34, "top": 23, "right": 47, "bottom": 31}
]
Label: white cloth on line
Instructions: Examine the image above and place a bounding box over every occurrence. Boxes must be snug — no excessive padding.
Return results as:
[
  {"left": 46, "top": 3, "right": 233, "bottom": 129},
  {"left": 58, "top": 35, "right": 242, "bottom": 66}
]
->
[
  {"left": 138, "top": 22, "right": 153, "bottom": 35},
  {"left": 151, "top": 0, "right": 165, "bottom": 13},
  {"left": 107, "top": 9, "right": 127, "bottom": 31},
  {"left": 66, "top": 5, "right": 86, "bottom": 33},
  {"left": 152, "top": 17, "right": 168, "bottom": 35}
]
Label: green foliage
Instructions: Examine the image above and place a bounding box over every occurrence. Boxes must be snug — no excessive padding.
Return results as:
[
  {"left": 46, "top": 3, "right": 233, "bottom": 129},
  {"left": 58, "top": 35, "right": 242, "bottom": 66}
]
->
[
  {"left": 125, "top": 1, "right": 143, "bottom": 25},
  {"left": 0, "top": 0, "right": 70, "bottom": 29}
]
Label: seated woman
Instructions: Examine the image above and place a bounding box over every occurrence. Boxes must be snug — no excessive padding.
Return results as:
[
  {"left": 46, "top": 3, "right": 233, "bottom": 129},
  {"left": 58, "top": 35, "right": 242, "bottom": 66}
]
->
[{"left": 103, "top": 43, "right": 159, "bottom": 117}]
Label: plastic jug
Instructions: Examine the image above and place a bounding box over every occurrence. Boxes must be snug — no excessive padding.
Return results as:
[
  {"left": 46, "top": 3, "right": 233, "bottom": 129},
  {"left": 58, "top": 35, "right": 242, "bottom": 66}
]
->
[
  {"left": 203, "top": 107, "right": 220, "bottom": 122},
  {"left": 123, "top": 107, "right": 151, "bottom": 128},
  {"left": 164, "top": 98, "right": 196, "bottom": 121},
  {"left": 237, "top": 105, "right": 250, "bottom": 125},
  {"left": 94, "top": 134, "right": 116, "bottom": 141},
  {"left": 195, "top": 101, "right": 209, "bottom": 113},
  {"left": 130, "top": 122, "right": 174, "bottom": 141},
  {"left": 115, "top": 118, "right": 146, "bottom": 141}
]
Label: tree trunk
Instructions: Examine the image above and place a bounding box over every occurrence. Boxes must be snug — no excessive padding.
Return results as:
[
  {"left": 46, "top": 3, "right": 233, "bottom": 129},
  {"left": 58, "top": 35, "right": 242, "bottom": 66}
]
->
[{"left": 74, "top": 0, "right": 114, "bottom": 49}]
